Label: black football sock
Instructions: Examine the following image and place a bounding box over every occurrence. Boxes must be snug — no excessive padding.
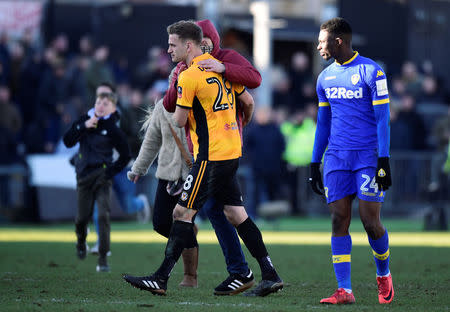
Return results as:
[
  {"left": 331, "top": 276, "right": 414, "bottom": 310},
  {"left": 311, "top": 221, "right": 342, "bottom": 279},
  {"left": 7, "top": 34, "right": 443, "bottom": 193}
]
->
[
  {"left": 155, "top": 220, "right": 195, "bottom": 280},
  {"left": 236, "top": 217, "right": 279, "bottom": 280}
]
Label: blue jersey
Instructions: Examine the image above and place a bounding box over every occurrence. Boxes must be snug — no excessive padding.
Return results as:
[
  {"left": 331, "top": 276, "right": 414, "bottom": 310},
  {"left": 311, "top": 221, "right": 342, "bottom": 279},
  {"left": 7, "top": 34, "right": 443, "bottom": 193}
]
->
[{"left": 316, "top": 52, "right": 389, "bottom": 151}]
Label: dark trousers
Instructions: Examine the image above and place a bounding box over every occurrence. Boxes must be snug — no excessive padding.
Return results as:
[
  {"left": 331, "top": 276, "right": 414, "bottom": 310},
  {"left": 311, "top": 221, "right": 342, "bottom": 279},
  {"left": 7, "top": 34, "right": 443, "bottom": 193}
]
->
[
  {"left": 153, "top": 179, "right": 248, "bottom": 275},
  {"left": 76, "top": 168, "right": 112, "bottom": 257}
]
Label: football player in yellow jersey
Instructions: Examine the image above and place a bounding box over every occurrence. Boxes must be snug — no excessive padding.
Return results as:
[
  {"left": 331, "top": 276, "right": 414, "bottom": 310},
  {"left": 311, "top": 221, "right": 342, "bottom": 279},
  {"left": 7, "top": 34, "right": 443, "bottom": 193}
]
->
[{"left": 124, "top": 20, "right": 283, "bottom": 297}]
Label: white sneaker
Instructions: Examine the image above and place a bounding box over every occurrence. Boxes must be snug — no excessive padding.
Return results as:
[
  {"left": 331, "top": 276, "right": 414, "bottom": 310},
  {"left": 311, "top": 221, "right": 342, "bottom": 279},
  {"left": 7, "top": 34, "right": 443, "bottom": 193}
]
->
[
  {"left": 137, "top": 194, "right": 151, "bottom": 224},
  {"left": 89, "top": 243, "right": 111, "bottom": 256}
]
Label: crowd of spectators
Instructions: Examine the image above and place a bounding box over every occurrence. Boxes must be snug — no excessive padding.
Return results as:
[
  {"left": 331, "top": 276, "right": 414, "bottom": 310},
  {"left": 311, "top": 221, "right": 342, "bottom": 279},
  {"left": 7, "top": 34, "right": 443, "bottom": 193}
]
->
[{"left": 1, "top": 29, "right": 449, "bottom": 219}]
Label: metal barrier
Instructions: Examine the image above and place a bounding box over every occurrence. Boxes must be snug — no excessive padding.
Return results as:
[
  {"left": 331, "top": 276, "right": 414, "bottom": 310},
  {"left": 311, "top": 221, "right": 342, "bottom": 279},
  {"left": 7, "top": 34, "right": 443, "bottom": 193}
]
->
[
  {"left": 0, "top": 164, "right": 28, "bottom": 222},
  {"left": 0, "top": 152, "right": 448, "bottom": 221}
]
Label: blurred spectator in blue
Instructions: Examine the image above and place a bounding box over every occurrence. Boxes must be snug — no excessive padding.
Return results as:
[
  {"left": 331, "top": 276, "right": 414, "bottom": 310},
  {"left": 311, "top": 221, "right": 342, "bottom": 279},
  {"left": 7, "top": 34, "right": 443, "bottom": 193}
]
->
[
  {"left": 22, "top": 48, "right": 57, "bottom": 154},
  {"left": 428, "top": 106, "right": 450, "bottom": 192},
  {"left": 51, "top": 33, "right": 70, "bottom": 61},
  {"left": 0, "top": 84, "right": 21, "bottom": 157},
  {"left": 113, "top": 55, "right": 131, "bottom": 85},
  {"left": 66, "top": 55, "right": 90, "bottom": 115},
  {"left": 391, "top": 94, "right": 428, "bottom": 198},
  {"left": 0, "top": 59, "right": 8, "bottom": 86},
  {"left": 390, "top": 76, "right": 406, "bottom": 106},
  {"left": 391, "top": 94, "right": 427, "bottom": 151},
  {"left": 117, "top": 82, "right": 131, "bottom": 108},
  {"left": 418, "top": 76, "right": 444, "bottom": 103},
  {"left": 19, "top": 27, "right": 36, "bottom": 60},
  {"left": 145, "top": 79, "right": 168, "bottom": 107},
  {"left": 271, "top": 65, "right": 292, "bottom": 112},
  {"left": 401, "top": 61, "right": 423, "bottom": 98},
  {"left": 85, "top": 45, "right": 114, "bottom": 104},
  {"left": 298, "top": 80, "right": 318, "bottom": 110},
  {"left": 0, "top": 84, "right": 22, "bottom": 209},
  {"left": 79, "top": 35, "right": 94, "bottom": 58},
  {"left": 120, "top": 88, "right": 146, "bottom": 158},
  {"left": 0, "top": 32, "right": 11, "bottom": 84},
  {"left": 37, "top": 58, "right": 69, "bottom": 153},
  {"left": 245, "top": 106, "right": 285, "bottom": 219},
  {"left": 9, "top": 42, "right": 25, "bottom": 101},
  {"left": 18, "top": 50, "right": 46, "bottom": 126},
  {"left": 289, "top": 51, "right": 312, "bottom": 110},
  {"left": 133, "top": 46, "right": 171, "bottom": 90}
]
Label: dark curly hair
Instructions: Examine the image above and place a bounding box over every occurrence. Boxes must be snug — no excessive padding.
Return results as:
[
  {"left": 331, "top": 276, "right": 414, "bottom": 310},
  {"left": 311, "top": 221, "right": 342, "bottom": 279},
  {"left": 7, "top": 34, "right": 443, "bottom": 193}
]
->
[{"left": 320, "top": 17, "right": 352, "bottom": 40}]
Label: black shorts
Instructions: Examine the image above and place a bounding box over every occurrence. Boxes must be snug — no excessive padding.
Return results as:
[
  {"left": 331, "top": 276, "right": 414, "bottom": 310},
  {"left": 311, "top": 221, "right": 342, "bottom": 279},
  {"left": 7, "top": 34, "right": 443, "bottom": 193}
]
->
[{"left": 178, "top": 158, "right": 243, "bottom": 210}]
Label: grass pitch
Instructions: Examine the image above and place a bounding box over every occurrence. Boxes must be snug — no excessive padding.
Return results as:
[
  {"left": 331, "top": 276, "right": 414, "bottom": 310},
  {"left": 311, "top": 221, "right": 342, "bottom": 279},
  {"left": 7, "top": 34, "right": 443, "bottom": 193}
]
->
[{"left": 1, "top": 218, "right": 449, "bottom": 312}]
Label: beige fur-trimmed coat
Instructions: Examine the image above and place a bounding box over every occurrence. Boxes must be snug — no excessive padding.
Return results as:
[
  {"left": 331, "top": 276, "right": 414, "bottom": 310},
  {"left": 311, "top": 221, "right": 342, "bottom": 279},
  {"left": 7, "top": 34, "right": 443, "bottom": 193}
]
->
[{"left": 128, "top": 99, "right": 190, "bottom": 182}]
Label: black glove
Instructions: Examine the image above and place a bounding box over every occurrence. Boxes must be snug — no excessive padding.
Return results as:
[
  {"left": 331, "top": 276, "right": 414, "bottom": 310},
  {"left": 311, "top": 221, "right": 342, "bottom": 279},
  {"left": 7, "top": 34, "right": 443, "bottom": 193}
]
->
[
  {"left": 309, "top": 162, "right": 324, "bottom": 195},
  {"left": 376, "top": 157, "right": 392, "bottom": 191}
]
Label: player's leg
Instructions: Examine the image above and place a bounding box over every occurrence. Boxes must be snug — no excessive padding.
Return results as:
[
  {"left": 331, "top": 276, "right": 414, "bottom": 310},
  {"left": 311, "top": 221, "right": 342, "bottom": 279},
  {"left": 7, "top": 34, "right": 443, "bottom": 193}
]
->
[
  {"left": 320, "top": 195, "right": 355, "bottom": 304},
  {"left": 152, "top": 179, "right": 177, "bottom": 238},
  {"left": 179, "top": 223, "right": 199, "bottom": 288},
  {"left": 357, "top": 164, "right": 393, "bottom": 304},
  {"left": 213, "top": 159, "right": 282, "bottom": 296},
  {"left": 123, "top": 160, "right": 208, "bottom": 295},
  {"left": 123, "top": 204, "right": 197, "bottom": 295},
  {"left": 320, "top": 152, "right": 357, "bottom": 304},
  {"left": 205, "top": 199, "right": 248, "bottom": 275},
  {"left": 152, "top": 179, "right": 199, "bottom": 287},
  {"left": 223, "top": 204, "right": 283, "bottom": 296},
  {"left": 75, "top": 171, "right": 97, "bottom": 260},
  {"left": 94, "top": 170, "right": 112, "bottom": 272},
  {"left": 204, "top": 198, "right": 253, "bottom": 295}
]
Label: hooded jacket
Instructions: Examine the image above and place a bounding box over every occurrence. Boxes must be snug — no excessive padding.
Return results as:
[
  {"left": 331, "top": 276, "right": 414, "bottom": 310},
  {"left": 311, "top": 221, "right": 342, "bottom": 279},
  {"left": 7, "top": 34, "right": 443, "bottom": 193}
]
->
[
  {"left": 163, "top": 19, "right": 261, "bottom": 153},
  {"left": 163, "top": 19, "right": 261, "bottom": 113}
]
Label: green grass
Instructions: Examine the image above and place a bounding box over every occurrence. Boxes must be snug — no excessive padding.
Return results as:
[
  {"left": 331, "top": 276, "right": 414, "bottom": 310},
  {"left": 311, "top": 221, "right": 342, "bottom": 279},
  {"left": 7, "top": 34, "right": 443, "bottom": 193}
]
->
[{"left": 1, "top": 219, "right": 449, "bottom": 311}]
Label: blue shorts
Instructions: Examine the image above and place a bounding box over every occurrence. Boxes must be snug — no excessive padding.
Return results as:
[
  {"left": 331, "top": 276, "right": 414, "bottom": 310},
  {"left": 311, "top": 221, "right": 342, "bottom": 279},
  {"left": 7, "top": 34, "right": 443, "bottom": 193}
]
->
[{"left": 323, "top": 149, "right": 385, "bottom": 204}]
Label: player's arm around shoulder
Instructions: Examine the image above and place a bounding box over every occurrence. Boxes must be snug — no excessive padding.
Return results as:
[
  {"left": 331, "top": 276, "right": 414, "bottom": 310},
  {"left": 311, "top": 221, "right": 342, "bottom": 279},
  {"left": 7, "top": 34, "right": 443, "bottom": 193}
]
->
[{"left": 220, "top": 49, "right": 262, "bottom": 89}]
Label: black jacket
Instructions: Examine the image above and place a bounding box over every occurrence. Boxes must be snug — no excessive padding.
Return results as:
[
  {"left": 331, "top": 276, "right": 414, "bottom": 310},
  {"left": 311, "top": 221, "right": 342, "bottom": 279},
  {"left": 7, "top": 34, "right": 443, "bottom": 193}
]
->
[{"left": 63, "top": 111, "right": 131, "bottom": 179}]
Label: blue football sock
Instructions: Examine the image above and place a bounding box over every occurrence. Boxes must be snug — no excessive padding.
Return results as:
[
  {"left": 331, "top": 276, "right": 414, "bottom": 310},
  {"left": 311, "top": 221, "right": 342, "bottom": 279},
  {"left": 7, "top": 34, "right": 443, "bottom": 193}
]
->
[
  {"left": 331, "top": 235, "right": 352, "bottom": 290},
  {"left": 368, "top": 230, "right": 390, "bottom": 276}
]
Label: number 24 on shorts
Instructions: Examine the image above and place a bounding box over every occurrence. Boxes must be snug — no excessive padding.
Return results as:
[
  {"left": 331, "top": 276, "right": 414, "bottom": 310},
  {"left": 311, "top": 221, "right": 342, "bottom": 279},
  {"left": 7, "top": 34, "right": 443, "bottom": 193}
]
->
[{"left": 360, "top": 174, "right": 379, "bottom": 195}]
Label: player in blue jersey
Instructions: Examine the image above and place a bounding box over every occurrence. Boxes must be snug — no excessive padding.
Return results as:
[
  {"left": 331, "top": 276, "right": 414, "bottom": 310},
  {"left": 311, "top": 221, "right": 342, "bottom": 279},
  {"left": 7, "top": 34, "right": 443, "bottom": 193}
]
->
[{"left": 309, "top": 18, "right": 394, "bottom": 305}]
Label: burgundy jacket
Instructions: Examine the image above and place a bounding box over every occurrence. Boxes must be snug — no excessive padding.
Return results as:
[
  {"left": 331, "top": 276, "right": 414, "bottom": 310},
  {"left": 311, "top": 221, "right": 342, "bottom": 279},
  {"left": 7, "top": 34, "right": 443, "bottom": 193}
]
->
[{"left": 163, "top": 19, "right": 261, "bottom": 153}]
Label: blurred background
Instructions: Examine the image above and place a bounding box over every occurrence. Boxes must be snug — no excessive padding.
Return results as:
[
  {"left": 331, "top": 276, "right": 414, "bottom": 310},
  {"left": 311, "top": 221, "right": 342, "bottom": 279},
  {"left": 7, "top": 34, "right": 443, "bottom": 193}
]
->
[{"left": 0, "top": 0, "right": 448, "bottom": 230}]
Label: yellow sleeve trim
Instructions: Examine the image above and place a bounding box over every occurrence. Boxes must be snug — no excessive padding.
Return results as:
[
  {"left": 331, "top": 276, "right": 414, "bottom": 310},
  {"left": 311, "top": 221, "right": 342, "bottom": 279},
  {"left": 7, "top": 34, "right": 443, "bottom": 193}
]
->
[
  {"left": 373, "top": 98, "right": 390, "bottom": 105},
  {"left": 235, "top": 87, "right": 246, "bottom": 96},
  {"left": 176, "top": 103, "right": 192, "bottom": 109},
  {"left": 373, "top": 249, "right": 390, "bottom": 260},
  {"left": 332, "top": 254, "right": 351, "bottom": 263},
  {"left": 319, "top": 102, "right": 330, "bottom": 107}
]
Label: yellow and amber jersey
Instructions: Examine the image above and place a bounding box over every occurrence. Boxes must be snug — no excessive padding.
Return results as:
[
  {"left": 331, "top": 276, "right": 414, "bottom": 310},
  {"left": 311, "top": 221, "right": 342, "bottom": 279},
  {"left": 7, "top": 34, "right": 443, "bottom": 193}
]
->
[{"left": 176, "top": 53, "right": 245, "bottom": 161}]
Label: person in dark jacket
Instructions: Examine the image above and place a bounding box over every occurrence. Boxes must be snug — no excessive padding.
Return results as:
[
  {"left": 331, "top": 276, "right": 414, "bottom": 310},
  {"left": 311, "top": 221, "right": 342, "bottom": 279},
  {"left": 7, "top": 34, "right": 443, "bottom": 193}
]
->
[
  {"left": 63, "top": 82, "right": 130, "bottom": 273},
  {"left": 245, "top": 107, "right": 285, "bottom": 218}
]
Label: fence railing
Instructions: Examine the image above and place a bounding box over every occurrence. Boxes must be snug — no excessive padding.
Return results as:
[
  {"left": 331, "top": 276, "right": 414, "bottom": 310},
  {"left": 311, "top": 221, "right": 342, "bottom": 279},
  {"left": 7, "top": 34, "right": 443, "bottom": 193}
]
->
[{"left": 0, "top": 151, "right": 448, "bottom": 222}]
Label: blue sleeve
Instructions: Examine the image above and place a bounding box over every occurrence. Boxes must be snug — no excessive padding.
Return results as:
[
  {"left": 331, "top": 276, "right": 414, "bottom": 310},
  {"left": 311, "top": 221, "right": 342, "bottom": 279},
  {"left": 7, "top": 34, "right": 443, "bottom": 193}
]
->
[
  {"left": 374, "top": 103, "right": 390, "bottom": 157},
  {"left": 311, "top": 106, "right": 331, "bottom": 163},
  {"left": 365, "top": 62, "right": 390, "bottom": 157}
]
